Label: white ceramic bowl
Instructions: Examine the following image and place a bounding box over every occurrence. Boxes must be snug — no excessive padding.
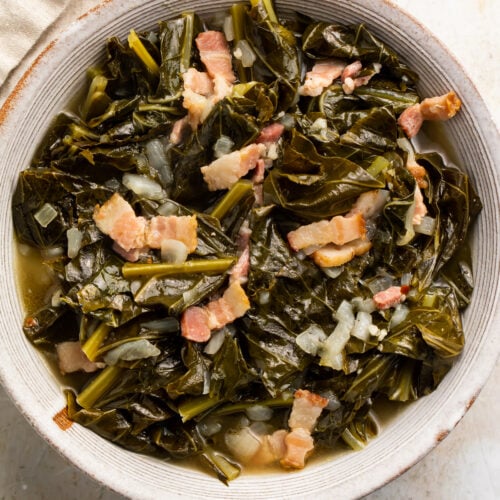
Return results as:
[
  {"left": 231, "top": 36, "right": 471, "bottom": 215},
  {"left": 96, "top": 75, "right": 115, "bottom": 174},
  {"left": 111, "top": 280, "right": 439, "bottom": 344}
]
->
[{"left": 0, "top": 1, "right": 499, "bottom": 498}]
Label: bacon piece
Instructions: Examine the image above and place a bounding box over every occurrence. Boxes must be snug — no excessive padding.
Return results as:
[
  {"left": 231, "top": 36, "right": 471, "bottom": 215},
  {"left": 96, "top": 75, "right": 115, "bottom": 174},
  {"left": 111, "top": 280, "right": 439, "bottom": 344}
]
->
[
  {"left": 93, "top": 193, "right": 147, "bottom": 251},
  {"left": 256, "top": 122, "right": 285, "bottom": 144},
  {"left": 145, "top": 215, "right": 198, "bottom": 252},
  {"left": 398, "top": 91, "right": 461, "bottom": 138},
  {"left": 287, "top": 213, "right": 366, "bottom": 252},
  {"left": 196, "top": 31, "right": 236, "bottom": 86},
  {"left": 182, "top": 68, "right": 214, "bottom": 96},
  {"left": 169, "top": 116, "right": 190, "bottom": 145},
  {"left": 341, "top": 60, "right": 363, "bottom": 82},
  {"left": 373, "top": 285, "right": 407, "bottom": 310},
  {"left": 412, "top": 185, "right": 427, "bottom": 225},
  {"left": 280, "top": 428, "right": 315, "bottom": 469},
  {"left": 201, "top": 143, "right": 266, "bottom": 191},
  {"left": 56, "top": 341, "right": 104, "bottom": 375},
  {"left": 252, "top": 158, "right": 266, "bottom": 185},
  {"left": 288, "top": 389, "right": 328, "bottom": 433},
  {"left": 348, "top": 190, "right": 389, "bottom": 220},
  {"left": 181, "top": 281, "right": 250, "bottom": 342},
  {"left": 407, "top": 163, "right": 428, "bottom": 189},
  {"left": 182, "top": 88, "right": 214, "bottom": 130},
  {"left": 342, "top": 61, "right": 381, "bottom": 95},
  {"left": 253, "top": 429, "right": 288, "bottom": 465},
  {"left": 230, "top": 247, "right": 250, "bottom": 285},
  {"left": 181, "top": 307, "right": 211, "bottom": 342},
  {"left": 311, "top": 238, "right": 372, "bottom": 268},
  {"left": 299, "top": 60, "right": 346, "bottom": 96},
  {"left": 112, "top": 242, "right": 142, "bottom": 262}
]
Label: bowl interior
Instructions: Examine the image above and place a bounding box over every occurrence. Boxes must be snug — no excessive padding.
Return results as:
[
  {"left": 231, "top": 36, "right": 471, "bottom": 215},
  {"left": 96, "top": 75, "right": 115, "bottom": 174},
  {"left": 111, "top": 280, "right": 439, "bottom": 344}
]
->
[{"left": 0, "top": 1, "right": 499, "bottom": 498}]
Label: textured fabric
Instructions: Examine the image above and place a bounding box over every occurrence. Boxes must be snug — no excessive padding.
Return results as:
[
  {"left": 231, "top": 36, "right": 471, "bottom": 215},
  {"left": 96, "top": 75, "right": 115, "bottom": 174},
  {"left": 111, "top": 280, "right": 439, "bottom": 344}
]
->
[{"left": 0, "top": 0, "right": 71, "bottom": 84}]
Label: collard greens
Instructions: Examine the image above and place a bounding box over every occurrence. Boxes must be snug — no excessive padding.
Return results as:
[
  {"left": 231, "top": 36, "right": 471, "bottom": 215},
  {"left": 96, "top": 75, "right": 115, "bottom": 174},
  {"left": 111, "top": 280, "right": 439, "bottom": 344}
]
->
[{"left": 13, "top": 0, "right": 480, "bottom": 484}]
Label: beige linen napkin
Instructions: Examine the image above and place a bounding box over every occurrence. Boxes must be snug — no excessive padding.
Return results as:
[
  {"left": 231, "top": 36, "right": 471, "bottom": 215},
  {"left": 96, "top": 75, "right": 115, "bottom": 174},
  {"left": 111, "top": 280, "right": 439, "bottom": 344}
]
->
[{"left": 0, "top": 0, "right": 70, "bottom": 85}]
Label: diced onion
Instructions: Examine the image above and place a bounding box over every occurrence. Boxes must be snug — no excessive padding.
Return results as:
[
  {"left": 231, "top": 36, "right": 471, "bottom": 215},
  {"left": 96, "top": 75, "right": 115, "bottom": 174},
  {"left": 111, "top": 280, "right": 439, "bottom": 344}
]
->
[
  {"left": 34, "top": 203, "right": 58, "bottom": 228},
  {"left": 41, "top": 246, "right": 64, "bottom": 260},
  {"left": 146, "top": 139, "right": 174, "bottom": 186},
  {"left": 280, "top": 113, "right": 295, "bottom": 129},
  {"left": 351, "top": 297, "right": 376, "bottom": 313},
  {"left": 401, "top": 273, "right": 412, "bottom": 286},
  {"left": 234, "top": 40, "right": 256, "bottom": 67},
  {"left": 258, "top": 290, "right": 270, "bottom": 305},
  {"left": 67, "top": 228, "right": 83, "bottom": 259},
  {"left": 320, "top": 301, "right": 354, "bottom": 370},
  {"left": 351, "top": 311, "right": 373, "bottom": 341},
  {"left": 213, "top": 135, "right": 234, "bottom": 158},
  {"left": 198, "top": 417, "right": 222, "bottom": 437},
  {"left": 225, "top": 427, "right": 262, "bottom": 463},
  {"left": 322, "top": 266, "right": 344, "bottom": 279},
  {"left": 364, "top": 275, "right": 393, "bottom": 295},
  {"left": 204, "top": 329, "right": 226, "bottom": 355},
  {"left": 245, "top": 405, "right": 273, "bottom": 422},
  {"left": 223, "top": 15, "right": 234, "bottom": 41},
  {"left": 160, "top": 239, "right": 188, "bottom": 264},
  {"left": 122, "top": 173, "right": 165, "bottom": 201},
  {"left": 157, "top": 200, "right": 179, "bottom": 216},
  {"left": 103, "top": 339, "right": 160, "bottom": 365},
  {"left": 140, "top": 317, "right": 179, "bottom": 333},
  {"left": 296, "top": 324, "right": 327, "bottom": 356},
  {"left": 389, "top": 304, "right": 410, "bottom": 329},
  {"left": 414, "top": 215, "right": 436, "bottom": 236}
]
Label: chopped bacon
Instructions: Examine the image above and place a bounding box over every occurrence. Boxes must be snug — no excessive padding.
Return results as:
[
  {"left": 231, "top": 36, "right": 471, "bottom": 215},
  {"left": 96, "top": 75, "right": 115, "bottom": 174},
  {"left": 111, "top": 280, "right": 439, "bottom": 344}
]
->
[
  {"left": 93, "top": 193, "right": 147, "bottom": 251},
  {"left": 181, "top": 307, "right": 211, "bottom": 342},
  {"left": 280, "top": 428, "right": 315, "bottom": 469},
  {"left": 145, "top": 215, "right": 198, "bottom": 252},
  {"left": 407, "top": 163, "right": 428, "bottom": 189},
  {"left": 342, "top": 61, "right": 381, "bottom": 95},
  {"left": 182, "top": 88, "right": 214, "bottom": 130},
  {"left": 288, "top": 389, "right": 328, "bottom": 433},
  {"left": 93, "top": 194, "right": 198, "bottom": 258},
  {"left": 412, "top": 185, "right": 428, "bottom": 225},
  {"left": 253, "top": 429, "right": 288, "bottom": 465},
  {"left": 299, "top": 60, "right": 346, "bottom": 96},
  {"left": 112, "top": 242, "right": 142, "bottom": 262},
  {"left": 230, "top": 247, "right": 250, "bottom": 284},
  {"left": 169, "top": 116, "right": 190, "bottom": 145},
  {"left": 311, "top": 238, "right": 372, "bottom": 268},
  {"left": 398, "top": 91, "right": 461, "bottom": 138},
  {"left": 236, "top": 220, "right": 252, "bottom": 251},
  {"left": 56, "top": 341, "right": 104, "bottom": 375},
  {"left": 373, "top": 285, "right": 407, "bottom": 310},
  {"left": 182, "top": 68, "right": 214, "bottom": 96},
  {"left": 341, "top": 60, "right": 363, "bottom": 82},
  {"left": 181, "top": 281, "right": 250, "bottom": 342},
  {"left": 196, "top": 31, "right": 236, "bottom": 87},
  {"left": 201, "top": 143, "right": 266, "bottom": 191},
  {"left": 252, "top": 158, "right": 266, "bottom": 185},
  {"left": 256, "top": 122, "right": 285, "bottom": 144},
  {"left": 348, "top": 190, "right": 389, "bottom": 220},
  {"left": 287, "top": 213, "right": 366, "bottom": 251}
]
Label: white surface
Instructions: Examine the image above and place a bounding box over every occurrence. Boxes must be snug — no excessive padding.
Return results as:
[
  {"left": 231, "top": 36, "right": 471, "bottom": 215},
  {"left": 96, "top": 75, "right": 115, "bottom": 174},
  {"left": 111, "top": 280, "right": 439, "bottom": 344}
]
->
[{"left": 0, "top": 0, "right": 498, "bottom": 498}]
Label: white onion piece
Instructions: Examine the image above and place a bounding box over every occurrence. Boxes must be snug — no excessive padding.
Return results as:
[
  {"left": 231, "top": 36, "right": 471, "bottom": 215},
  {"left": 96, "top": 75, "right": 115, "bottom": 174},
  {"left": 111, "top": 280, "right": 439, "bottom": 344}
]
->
[
  {"left": 249, "top": 421, "right": 273, "bottom": 436},
  {"left": 122, "top": 173, "right": 165, "bottom": 201},
  {"left": 234, "top": 40, "right": 256, "bottom": 67},
  {"left": 66, "top": 227, "right": 83, "bottom": 259},
  {"left": 198, "top": 417, "right": 222, "bottom": 437},
  {"left": 140, "top": 317, "right": 179, "bottom": 333},
  {"left": 280, "top": 113, "right": 295, "bottom": 129},
  {"left": 389, "top": 304, "right": 410, "bottom": 329},
  {"left": 103, "top": 339, "right": 160, "bottom": 365},
  {"left": 202, "top": 369, "right": 211, "bottom": 395},
  {"left": 160, "top": 239, "right": 188, "bottom": 264},
  {"left": 51, "top": 288, "right": 62, "bottom": 308},
  {"left": 223, "top": 15, "right": 234, "bottom": 41},
  {"left": 41, "top": 246, "right": 64, "bottom": 260},
  {"left": 34, "top": 203, "right": 58, "bottom": 228},
  {"left": 146, "top": 139, "right": 173, "bottom": 186},
  {"left": 224, "top": 427, "right": 262, "bottom": 463},
  {"left": 322, "top": 266, "right": 344, "bottom": 279},
  {"left": 351, "top": 311, "right": 373, "bottom": 341},
  {"left": 401, "top": 273, "right": 412, "bottom": 286},
  {"left": 365, "top": 275, "right": 393, "bottom": 295},
  {"left": 213, "top": 135, "right": 234, "bottom": 158},
  {"left": 157, "top": 200, "right": 179, "bottom": 216},
  {"left": 258, "top": 290, "right": 270, "bottom": 305},
  {"left": 296, "top": 325, "right": 327, "bottom": 356},
  {"left": 204, "top": 329, "right": 226, "bottom": 355},
  {"left": 320, "top": 301, "right": 354, "bottom": 370},
  {"left": 351, "top": 297, "right": 376, "bottom": 313},
  {"left": 245, "top": 405, "right": 273, "bottom": 422},
  {"left": 414, "top": 215, "right": 436, "bottom": 235}
]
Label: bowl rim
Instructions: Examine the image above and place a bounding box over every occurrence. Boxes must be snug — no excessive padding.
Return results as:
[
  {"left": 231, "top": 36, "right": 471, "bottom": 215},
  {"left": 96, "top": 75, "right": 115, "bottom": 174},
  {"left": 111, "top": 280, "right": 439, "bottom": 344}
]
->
[{"left": 0, "top": 1, "right": 499, "bottom": 498}]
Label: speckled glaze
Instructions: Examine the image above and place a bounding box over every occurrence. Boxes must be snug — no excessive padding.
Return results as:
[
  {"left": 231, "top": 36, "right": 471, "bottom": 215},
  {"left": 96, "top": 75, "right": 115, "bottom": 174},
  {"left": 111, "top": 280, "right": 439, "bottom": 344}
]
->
[{"left": 0, "top": 1, "right": 498, "bottom": 498}]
